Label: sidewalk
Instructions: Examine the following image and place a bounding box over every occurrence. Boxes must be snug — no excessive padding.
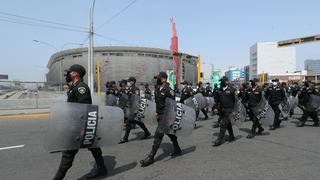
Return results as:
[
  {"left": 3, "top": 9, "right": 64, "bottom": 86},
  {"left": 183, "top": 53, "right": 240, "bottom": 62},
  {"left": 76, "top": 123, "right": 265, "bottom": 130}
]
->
[{"left": 0, "top": 108, "right": 50, "bottom": 116}]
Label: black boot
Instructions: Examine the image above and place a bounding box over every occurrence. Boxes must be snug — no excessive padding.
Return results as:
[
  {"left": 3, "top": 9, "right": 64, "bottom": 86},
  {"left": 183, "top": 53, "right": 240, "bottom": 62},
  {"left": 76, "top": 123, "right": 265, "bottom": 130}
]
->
[
  {"left": 140, "top": 133, "right": 163, "bottom": 167},
  {"left": 136, "top": 122, "right": 151, "bottom": 139},
  {"left": 256, "top": 126, "right": 264, "bottom": 135},
  {"left": 226, "top": 123, "right": 235, "bottom": 142},
  {"left": 313, "top": 122, "right": 319, "bottom": 127},
  {"left": 86, "top": 165, "right": 107, "bottom": 179},
  {"left": 168, "top": 135, "right": 182, "bottom": 157},
  {"left": 119, "top": 126, "right": 131, "bottom": 144},
  {"left": 247, "top": 124, "right": 257, "bottom": 139},
  {"left": 213, "top": 127, "right": 226, "bottom": 146},
  {"left": 140, "top": 153, "right": 155, "bottom": 167}
]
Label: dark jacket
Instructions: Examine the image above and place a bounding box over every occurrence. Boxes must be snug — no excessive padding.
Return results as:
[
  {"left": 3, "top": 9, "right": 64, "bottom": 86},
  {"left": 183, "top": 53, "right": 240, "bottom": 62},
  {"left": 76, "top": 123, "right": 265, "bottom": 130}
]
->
[
  {"left": 155, "top": 83, "right": 175, "bottom": 114},
  {"left": 216, "top": 85, "right": 236, "bottom": 112},
  {"left": 265, "top": 85, "right": 286, "bottom": 105},
  {"left": 67, "top": 80, "right": 92, "bottom": 104},
  {"left": 247, "top": 86, "right": 262, "bottom": 108}
]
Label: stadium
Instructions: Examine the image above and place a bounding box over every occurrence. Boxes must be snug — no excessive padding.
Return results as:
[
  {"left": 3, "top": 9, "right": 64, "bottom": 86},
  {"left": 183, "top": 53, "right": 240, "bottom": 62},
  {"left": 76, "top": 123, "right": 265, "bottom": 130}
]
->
[{"left": 46, "top": 46, "right": 198, "bottom": 91}]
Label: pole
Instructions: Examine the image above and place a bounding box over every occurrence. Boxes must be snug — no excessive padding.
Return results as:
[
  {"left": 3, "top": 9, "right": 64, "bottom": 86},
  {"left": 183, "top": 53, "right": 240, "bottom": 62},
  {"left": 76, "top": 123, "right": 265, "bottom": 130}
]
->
[
  {"left": 59, "top": 60, "right": 63, "bottom": 91},
  {"left": 197, "top": 55, "right": 201, "bottom": 83},
  {"left": 97, "top": 60, "right": 101, "bottom": 96},
  {"left": 88, "top": 0, "right": 96, "bottom": 94}
]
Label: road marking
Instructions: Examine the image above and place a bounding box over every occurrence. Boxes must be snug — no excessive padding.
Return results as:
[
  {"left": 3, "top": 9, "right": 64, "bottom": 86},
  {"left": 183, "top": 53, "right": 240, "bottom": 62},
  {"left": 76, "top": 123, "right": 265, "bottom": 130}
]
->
[
  {"left": 0, "top": 113, "right": 49, "bottom": 120},
  {"left": 0, "top": 145, "right": 25, "bottom": 151}
]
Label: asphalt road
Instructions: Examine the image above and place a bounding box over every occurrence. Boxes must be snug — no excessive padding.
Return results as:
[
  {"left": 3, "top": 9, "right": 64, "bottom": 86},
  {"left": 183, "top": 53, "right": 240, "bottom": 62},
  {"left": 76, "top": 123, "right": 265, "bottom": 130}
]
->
[{"left": 0, "top": 112, "right": 319, "bottom": 180}]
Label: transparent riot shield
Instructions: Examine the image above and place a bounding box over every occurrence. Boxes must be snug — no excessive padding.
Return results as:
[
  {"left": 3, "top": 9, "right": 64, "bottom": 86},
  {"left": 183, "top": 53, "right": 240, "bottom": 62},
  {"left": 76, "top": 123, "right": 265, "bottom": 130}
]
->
[
  {"left": 279, "top": 99, "right": 290, "bottom": 118},
  {"left": 128, "top": 95, "right": 156, "bottom": 125},
  {"left": 184, "top": 93, "right": 207, "bottom": 110},
  {"left": 105, "top": 94, "right": 119, "bottom": 106},
  {"left": 206, "top": 97, "right": 215, "bottom": 110},
  {"left": 145, "top": 94, "right": 152, "bottom": 101},
  {"left": 45, "top": 102, "right": 123, "bottom": 153},
  {"left": 118, "top": 93, "right": 129, "bottom": 119},
  {"left": 229, "top": 98, "right": 246, "bottom": 127},
  {"left": 251, "top": 96, "right": 274, "bottom": 127},
  {"left": 307, "top": 94, "right": 320, "bottom": 112},
  {"left": 92, "top": 94, "right": 106, "bottom": 106},
  {"left": 288, "top": 95, "right": 298, "bottom": 111},
  {"left": 160, "top": 98, "right": 196, "bottom": 137}
]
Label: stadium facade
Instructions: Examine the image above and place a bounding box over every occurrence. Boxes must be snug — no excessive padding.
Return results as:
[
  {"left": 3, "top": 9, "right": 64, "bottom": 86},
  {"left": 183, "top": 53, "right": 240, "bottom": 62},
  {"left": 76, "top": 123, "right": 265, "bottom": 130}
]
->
[{"left": 47, "top": 46, "right": 198, "bottom": 91}]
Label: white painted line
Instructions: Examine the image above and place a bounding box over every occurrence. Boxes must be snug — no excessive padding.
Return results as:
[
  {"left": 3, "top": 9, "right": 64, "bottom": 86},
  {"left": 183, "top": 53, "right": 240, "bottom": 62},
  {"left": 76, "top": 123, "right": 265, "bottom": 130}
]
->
[{"left": 0, "top": 145, "right": 25, "bottom": 151}]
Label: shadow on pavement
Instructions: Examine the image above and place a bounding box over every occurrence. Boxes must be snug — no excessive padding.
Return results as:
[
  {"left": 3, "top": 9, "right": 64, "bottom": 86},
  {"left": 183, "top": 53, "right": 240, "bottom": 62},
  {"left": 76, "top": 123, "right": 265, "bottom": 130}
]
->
[
  {"left": 78, "top": 155, "right": 137, "bottom": 180},
  {"left": 194, "top": 125, "right": 203, "bottom": 130},
  {"left": 130, "top": 131, "right": 154, "bottom": 142},
  {"left": 155, "top": 143, "right": 196, "bottom": 162}
]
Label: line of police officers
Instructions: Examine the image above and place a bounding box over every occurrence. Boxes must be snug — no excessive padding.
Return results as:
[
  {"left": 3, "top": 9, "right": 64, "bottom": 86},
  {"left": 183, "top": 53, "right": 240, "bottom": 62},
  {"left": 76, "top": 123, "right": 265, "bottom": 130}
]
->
[{"left": 53, "top": 64, "right": 319, "bottom": 179}]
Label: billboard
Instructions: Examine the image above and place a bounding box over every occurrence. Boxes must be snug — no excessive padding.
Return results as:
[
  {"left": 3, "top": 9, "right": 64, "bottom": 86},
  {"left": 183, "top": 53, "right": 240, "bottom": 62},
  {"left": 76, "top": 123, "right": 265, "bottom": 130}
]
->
[
  {"left": 166, "top": 70, "right": 176, "bottom": 90},
  {"left": 211, "top": 71, "right": 222, "bottom": 88}
]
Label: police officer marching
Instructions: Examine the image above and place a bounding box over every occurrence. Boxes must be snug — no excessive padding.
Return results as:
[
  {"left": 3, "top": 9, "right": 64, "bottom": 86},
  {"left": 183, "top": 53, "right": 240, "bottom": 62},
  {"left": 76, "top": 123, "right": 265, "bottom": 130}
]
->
[
  {"left": 119, "top": 76, "right": 151, "bottom": 144},
  {"left": 213, "top": 76, "right": 236, "bottom": 146},
  {"left": 265, "top": 79, "right": 286, "bottom": 130},
  {"left": 196, "top": 81, "right": 209, "bottom": 120},
  {"left": 245, "top": 78, "right": 264, "bottom": 138},
  {"left": 53, "top": 64, "right": 107, "bottom": 180},
  {"left": 140, "top": 72, "right": 182, "bottom": 167}
]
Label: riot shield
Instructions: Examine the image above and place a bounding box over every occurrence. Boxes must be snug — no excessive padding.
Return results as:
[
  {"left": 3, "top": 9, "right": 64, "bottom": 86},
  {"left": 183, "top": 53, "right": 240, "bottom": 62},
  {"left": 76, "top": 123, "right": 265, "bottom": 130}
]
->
[
  {"left": 45, "top": 102, "right": 123, "bottom": 153},
  {"left": 92, "top": 94, "right": 106, "bottom": 106},
  {"left": 160, "top": 98, "right": 196, "bottom": 137},
  {"left": 128, "top": 95, "right": 156, "bottom": 125},
  {"left": 288, "top": 95, "right": 298, "bottom": 111},
  {"left": 307, "top": 94, "right": 320, "bottom": 112},
  {"left": 184, "top": 93, "right": 207, "bottom": 110},
  {"left": 251, "top": 96, "right": 274, "bottom": 127},
  {"left": 229, "top": 98, "right": 246, "bottom": 127},
  {"left": 118, "top": 93, "right": 130, "bottom": 119},
  {"left": 145, "top": 94, "right": 152, "bottom": 101},
  {"left": 279, "top": 99, "right": 290, "bottom": 118},
  {"left": 206, "top": 97, "right": 215, "bottom": 110},
  {"left": 105, "top": 94, "right": 119, "bottom": 106}
]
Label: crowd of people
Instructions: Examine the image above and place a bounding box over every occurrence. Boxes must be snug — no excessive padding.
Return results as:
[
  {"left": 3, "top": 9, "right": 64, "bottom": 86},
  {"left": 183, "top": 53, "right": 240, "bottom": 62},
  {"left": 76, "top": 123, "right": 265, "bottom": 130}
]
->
[{"left": 52, "top": 64, "right": 319, "bottom": 180}]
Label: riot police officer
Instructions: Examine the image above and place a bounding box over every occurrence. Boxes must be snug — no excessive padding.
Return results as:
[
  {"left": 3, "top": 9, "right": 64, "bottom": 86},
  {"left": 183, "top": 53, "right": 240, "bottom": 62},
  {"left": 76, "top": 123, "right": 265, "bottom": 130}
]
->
[
  {"left": 110, "top": 81, "right": 120, "bottom": 96},
  {"left": 246, "top": 78, "right": 264, "bottom": 138},
  {"left": 53, "top": 64, "right": 107, "bottom": 180},
  {"left": 119, "top": 76, "right": 151, "bottom": 144},
  {"left": 196, "top": 81, "right": 209, "bottom": 120},
  {"left": 144, "top": 83, "right": 152, "bottom": 100},
  {"left": 180, "top": 82, "right": 193, "bottom": 103},
  {"left": 288, "top": 82, "right": 299, "bottom": 117},
  {"left": 140, "top": 72, "right": 182, "bottom": 167},
  {"left": 265, "top": 79, "right": 286, "bottom": 130},
  {"left": 296, "top": 81, "right": 319, "bottom": 127},
  {"left": 213, "top": 76, "right": 236, "bottom": 146}
]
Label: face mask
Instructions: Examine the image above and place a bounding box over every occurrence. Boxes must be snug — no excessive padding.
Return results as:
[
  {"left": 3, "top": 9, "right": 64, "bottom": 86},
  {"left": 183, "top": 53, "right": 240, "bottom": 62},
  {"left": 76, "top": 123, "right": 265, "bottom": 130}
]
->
[
  {"left": 65, "top": 73, "right": 72, "bottom": 83},
  {"left": 272, "top": 82, "right": 277, "bottom": 86},
  {"left": 221, "top": 81, "right": 227, "bottom": 87}
]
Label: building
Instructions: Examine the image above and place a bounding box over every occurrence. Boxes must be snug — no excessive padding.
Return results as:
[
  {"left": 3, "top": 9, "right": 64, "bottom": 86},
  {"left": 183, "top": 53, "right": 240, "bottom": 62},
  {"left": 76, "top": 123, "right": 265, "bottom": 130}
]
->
[
  {"left": 268, "top": 70, "right": 308, "bottom": 83},
  {"left": 46, "top": 46, "right": 198, "bottom": 91},
  {"left": 244, "top": 65, "right": 250, "bottom": 82},
  {"left": 225, "top": 67, "right": 245, "bottom": 82},
  {"left": 250, "top": 42, "right": 296, "bottom": 79},
  {"left": 200, "top": 63, "right": 214, "bottom": 84},
  {"left": 304, "top": 59, "right": 320, "bottom": 75}
]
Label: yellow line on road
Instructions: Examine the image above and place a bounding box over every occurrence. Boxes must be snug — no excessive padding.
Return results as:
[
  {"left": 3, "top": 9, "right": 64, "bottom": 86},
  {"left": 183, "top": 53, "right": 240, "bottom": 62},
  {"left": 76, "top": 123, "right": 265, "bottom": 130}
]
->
[{"left": 0, "top": 113, "right": 49, "bottom": 120}]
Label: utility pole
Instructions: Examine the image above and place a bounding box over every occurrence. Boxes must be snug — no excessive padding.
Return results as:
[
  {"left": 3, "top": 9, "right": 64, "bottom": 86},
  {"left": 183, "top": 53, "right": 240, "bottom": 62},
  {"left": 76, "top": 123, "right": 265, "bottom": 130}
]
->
[{"left": 88, "top": 0, "right": 96, "bottom": 93}]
